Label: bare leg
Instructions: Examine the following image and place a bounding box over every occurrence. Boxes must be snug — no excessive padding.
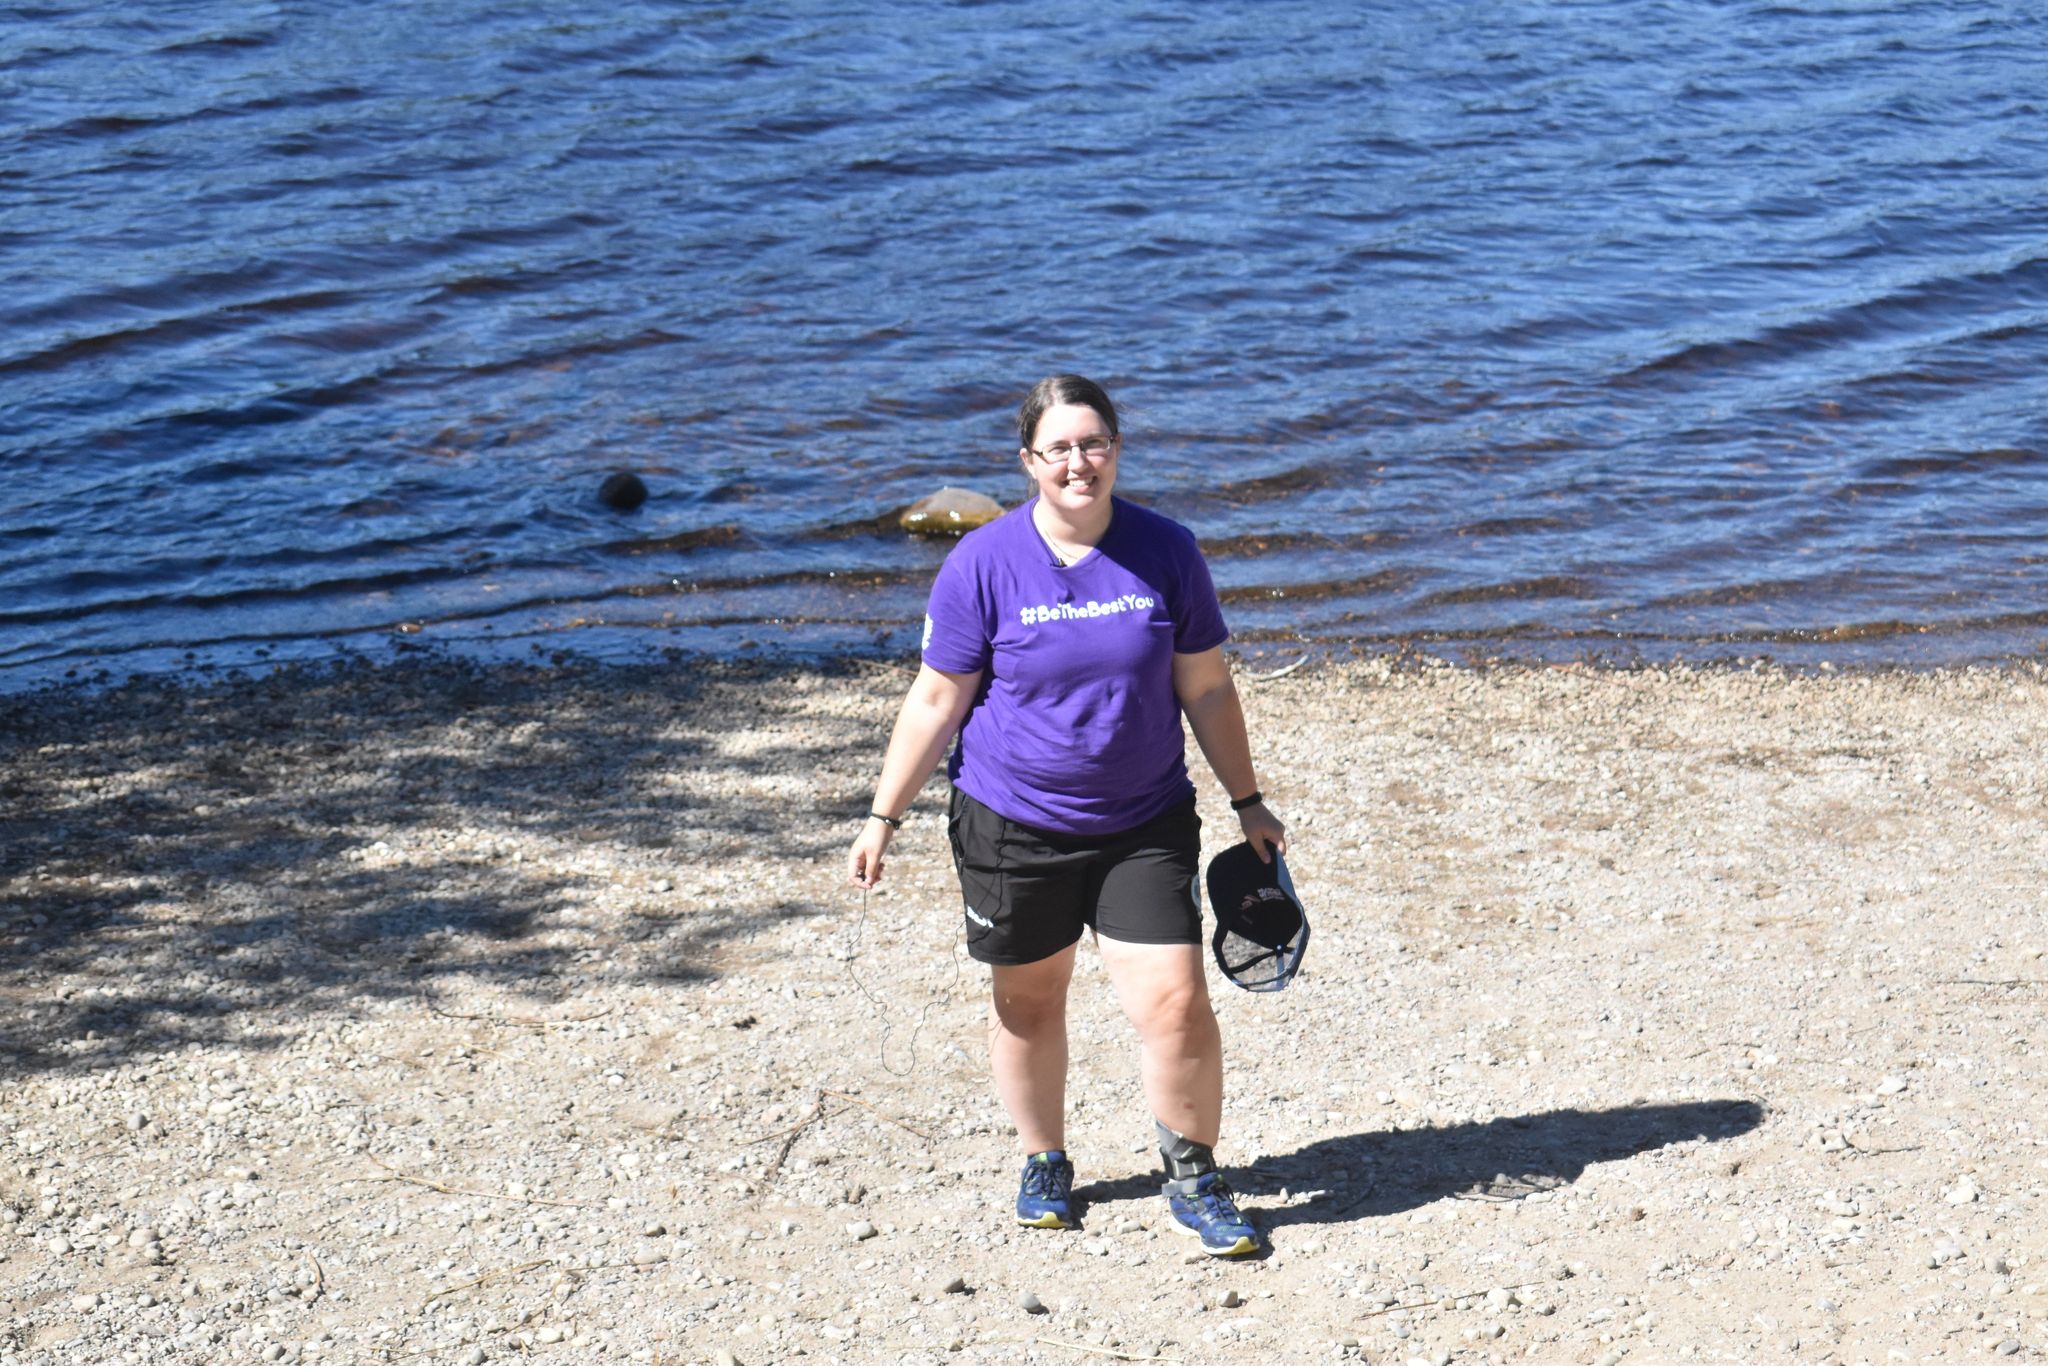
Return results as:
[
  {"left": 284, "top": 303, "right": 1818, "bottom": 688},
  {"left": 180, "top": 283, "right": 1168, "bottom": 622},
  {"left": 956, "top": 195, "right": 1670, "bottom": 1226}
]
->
[
  {"left": 988, "top": 943, "right": 1078, "bottom": 1154},
  {"left": 1095, "top": 938, "right": 1222, "bottom": 1146}
]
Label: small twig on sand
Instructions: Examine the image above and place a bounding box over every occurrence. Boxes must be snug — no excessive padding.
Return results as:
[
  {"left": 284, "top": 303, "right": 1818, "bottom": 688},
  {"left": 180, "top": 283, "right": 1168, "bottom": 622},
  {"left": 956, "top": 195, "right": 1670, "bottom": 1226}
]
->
[
  {"left": 365, "top": 1154, "right": 594, "bottom": 1209},
  {"left": 822, "top": 1087, "right": 933, "bottom": 1141},
  {"left": 1681, "top": 1039, "right": 1754, "bottom": 1060},
  {"left": 773, "top": 1107, "right": 819, "bottom": 1172},
  {"left": 1032, "top": 1336, "right": 1186, "bottom": 1363},
  {"left": 1330, "top": 1183, "right": 1383, "bottom": 1218},
  {"left": 428, "top": 1002, "right": 614, "bottom": 1028},
  {"left": 1939, "top": 978, "right": 2047, "bottom": 988},
  {"left": 1359, "top": 1279, "right": 1550, "bottom": 1318},
  {"left": 768, "top": 1093, "right": 827, "bottom": 1176},
  {"left": 737, "top": 1088, "right": 931, "bottom": 1182},
  {"left": 952, "top": 1339, "right": 1183, "bottom": 1364},
  {"left": 423, "top": 1257, "right": 554, "bottom": 1305},
  {"left": 740, "top": 1093, "right": 828, "bottom": 1150},
  {"left": 1243, "top": 653, "right": 1310, "bottom": 683}
]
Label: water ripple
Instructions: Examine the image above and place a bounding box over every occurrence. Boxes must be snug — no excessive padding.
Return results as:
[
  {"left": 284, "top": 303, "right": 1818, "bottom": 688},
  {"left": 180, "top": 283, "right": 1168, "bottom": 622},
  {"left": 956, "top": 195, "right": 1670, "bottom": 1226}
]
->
[{"left": 4, "top": 0, "right": 2048, "bottom": 684}]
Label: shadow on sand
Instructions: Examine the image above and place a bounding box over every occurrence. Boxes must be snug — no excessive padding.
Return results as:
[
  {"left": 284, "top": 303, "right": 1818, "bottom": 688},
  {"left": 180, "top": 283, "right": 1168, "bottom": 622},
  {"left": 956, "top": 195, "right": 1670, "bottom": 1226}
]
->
[
  {"left": 1074, "top": 1099, "right": 1764, "bottom": 1231},
  {"left": 0, "top": 655, "right": 894, "bottom": 1076}
]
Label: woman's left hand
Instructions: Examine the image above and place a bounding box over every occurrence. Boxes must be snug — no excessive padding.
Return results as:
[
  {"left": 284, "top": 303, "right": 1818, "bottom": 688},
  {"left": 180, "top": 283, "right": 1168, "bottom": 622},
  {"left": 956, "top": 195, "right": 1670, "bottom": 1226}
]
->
[{"left": 1238, "top": 801, "right": 1287, "bottom": 862}]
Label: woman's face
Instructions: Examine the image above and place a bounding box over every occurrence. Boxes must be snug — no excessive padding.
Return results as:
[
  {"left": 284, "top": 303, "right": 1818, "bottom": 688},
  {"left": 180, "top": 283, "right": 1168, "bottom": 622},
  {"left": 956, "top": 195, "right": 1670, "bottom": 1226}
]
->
[{"left": 1021, "top": 402, "right": 1118, "bottom": 517}]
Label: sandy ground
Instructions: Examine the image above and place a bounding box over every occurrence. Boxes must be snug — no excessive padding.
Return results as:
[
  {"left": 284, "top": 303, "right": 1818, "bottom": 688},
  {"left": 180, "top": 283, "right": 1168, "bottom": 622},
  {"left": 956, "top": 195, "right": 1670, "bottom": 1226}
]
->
[{"left": 2, "top": 653, "right": 2046, "bottom": 1366}]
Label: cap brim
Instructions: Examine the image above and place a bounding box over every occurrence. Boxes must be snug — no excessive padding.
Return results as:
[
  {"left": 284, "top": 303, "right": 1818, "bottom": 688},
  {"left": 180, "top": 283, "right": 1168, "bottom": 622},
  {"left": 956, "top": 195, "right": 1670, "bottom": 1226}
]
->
[{"left": 1206, "top": 843, "right": 1309, "bottom": 991}]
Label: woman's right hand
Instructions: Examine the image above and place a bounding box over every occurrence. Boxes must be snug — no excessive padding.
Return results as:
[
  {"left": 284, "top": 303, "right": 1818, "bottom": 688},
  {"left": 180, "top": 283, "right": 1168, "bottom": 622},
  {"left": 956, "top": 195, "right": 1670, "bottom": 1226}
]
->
[{"left": 848, "top": 817, "right": 894, "bottom": 888}]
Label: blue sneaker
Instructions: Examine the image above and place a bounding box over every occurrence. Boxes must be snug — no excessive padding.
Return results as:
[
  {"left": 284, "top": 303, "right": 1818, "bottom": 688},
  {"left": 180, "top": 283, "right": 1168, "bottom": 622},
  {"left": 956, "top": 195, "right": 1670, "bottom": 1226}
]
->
[
  {"left": 1165, "top": 1172, "right": 1258, "bottom": 1256},
  {"left": 1015, "top": 1150, "right": 1076, "bottom": 1228}
]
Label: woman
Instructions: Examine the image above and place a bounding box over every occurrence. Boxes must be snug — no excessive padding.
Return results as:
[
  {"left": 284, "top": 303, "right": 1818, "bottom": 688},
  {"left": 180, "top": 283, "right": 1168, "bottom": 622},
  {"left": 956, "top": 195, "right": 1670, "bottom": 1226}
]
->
[{"left": 846, "top": 374, "right": 1287, "bottom": 1257}]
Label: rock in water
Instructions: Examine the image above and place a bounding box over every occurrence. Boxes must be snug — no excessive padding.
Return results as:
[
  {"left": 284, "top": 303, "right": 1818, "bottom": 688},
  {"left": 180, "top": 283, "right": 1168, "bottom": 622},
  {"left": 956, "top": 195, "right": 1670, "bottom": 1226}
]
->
[
  {"left": 599, "top": 471, "right": 649, "bottom": 510},
  {"left": 900, "top": 487, "right": 1002, "bottom": 535}
]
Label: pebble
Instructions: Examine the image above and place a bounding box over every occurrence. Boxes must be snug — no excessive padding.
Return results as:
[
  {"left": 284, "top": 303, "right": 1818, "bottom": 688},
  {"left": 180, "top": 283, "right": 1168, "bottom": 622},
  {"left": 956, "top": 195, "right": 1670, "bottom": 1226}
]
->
[
  {"left": 642, "top": 1222, "right": 665, "bottom": 1236},
  {"left": 1218, "top": 1289, "right": 1242, "bottom": 1308},
  {"left": 1945, "top": 1177, "right": 1981, "bottom": 1205},
  {"left": 630, "top": 1249, "right": 664, "bottom": 1267},
  {"left": 1595, "top": 1353, "right": 1624, "bottom": 1366},
  {"left": 1021, "top": 1292, "right": 1047, "bottom": 1314},
  {"left": 536, "top": 1327, "right": 565, "bottom": 1344},
  {"left": 262, "top": 1346, "right": 285, "bottom": 1362},
  {"left": 71, "top": 1293, "right": 99, "bottom": 1313},
  {"left": 1996, "top": 1342, "right": 2020, "bottom": 1358},
  {"left": 1876, "top": 1075, "right": 1908, "bottom": 1095},
  {"left": 461, "top": 1350, "right": 486, "bottom": 1366},
  {"left": 847, "top": 1220, "right": 877, "bottom": 1241},
  {"left": 713, "top": 1351, "right": 742, "bottom": 1366},
  {"left": 941, "top": 1275, "right": 968, "bottom": 1295}
]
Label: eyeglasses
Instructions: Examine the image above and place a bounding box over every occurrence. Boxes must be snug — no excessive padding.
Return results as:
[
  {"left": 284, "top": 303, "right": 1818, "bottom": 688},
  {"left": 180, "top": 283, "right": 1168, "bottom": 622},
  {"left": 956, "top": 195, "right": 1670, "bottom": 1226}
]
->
[{"left": 1027, "top": 434, "right": 1118, "bottom": 464}]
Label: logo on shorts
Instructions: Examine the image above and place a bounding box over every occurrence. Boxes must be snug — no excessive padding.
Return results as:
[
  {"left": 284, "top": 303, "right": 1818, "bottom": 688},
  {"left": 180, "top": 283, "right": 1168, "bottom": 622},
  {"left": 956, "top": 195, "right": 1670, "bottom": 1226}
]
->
[{"left": 965, "top": 906, "right": 994, "bottom": 928}]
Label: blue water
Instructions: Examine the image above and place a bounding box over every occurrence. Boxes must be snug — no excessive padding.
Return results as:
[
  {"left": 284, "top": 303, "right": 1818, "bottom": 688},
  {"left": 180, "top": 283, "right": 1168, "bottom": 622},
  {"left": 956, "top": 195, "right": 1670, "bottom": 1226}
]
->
[{"left": 5, "top": 0, "right": 2047, "bottom": 684}]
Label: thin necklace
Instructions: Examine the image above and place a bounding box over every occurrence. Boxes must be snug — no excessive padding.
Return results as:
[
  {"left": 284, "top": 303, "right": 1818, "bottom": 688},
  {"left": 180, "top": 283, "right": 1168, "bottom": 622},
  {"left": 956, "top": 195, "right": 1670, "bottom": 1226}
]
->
[{"left": 1035, "top": 503, "right": 1109, "bottom": 567}]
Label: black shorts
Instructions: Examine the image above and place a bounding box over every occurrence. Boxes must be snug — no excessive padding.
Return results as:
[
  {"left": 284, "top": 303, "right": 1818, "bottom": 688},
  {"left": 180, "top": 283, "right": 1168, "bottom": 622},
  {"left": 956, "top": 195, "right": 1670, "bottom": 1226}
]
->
[{"left": 946, "top": 788, "right": 1203, "bottom": 966}]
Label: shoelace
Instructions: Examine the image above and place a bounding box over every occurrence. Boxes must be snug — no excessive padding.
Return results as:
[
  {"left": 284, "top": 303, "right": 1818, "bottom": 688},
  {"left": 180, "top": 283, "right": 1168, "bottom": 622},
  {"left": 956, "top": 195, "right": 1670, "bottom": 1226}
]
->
[
  {"left": 1023, "top": 1162, "right": 1071, "bottom": 1200},
  {"left": 1186, "top": 1180, "right": 1244, "bottom": 1222}
]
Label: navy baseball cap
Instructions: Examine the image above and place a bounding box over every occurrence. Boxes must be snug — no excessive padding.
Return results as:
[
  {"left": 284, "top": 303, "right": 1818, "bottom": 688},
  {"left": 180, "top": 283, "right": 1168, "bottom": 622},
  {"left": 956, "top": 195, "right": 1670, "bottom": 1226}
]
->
[{"left": 1205, "top": 843, "right": 1309, "bottom": 992}]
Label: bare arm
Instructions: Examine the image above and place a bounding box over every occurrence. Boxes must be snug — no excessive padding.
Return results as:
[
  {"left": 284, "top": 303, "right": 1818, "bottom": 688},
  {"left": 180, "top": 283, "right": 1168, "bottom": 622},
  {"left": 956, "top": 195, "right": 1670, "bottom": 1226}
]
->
[
  {"left": 1172, "top": 646, "right": 1288, "bottom": 861},
  {"left": 847, "top": 662, "right": 983, "bottom": 888}
]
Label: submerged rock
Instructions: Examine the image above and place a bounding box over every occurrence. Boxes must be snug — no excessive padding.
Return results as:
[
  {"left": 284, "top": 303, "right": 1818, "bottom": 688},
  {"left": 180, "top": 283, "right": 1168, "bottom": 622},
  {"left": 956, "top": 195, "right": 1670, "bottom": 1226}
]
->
[
  {"left": 598, "top": 471, "right": 649, "bottom": 510},
  {"left": 899, "top": 486, "right": 1003, "bottom": 535}
]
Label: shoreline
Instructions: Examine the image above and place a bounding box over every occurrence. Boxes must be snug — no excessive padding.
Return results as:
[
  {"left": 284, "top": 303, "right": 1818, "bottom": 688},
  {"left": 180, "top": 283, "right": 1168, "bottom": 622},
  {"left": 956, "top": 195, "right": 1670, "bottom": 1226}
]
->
[
  {"left": 3, "top": 657, "right": 2045, "bottom": 1361},
  {"left": 6, "top": 634, "right": 2048, "bottom": 711},
  {"left": 8, "top": 618, "right": 2048, "bottom": 703}
]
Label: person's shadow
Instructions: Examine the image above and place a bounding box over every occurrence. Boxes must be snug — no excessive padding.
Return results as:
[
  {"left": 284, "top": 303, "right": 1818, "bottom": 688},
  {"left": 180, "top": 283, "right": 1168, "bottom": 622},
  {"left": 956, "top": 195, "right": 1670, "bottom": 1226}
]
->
[{"left": 1073, "top": 1099, "right": 1763, "bottom": 1232}]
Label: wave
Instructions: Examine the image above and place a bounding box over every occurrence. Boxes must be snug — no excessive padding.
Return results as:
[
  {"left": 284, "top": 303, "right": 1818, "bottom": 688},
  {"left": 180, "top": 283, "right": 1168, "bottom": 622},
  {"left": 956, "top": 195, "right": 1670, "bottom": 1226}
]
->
[
  {"left": 1615, "top": 253, "right": 2048, "bottom": 390},
  {"left": 1418, "top": 576, "right": 1601, "bottom": 607}
]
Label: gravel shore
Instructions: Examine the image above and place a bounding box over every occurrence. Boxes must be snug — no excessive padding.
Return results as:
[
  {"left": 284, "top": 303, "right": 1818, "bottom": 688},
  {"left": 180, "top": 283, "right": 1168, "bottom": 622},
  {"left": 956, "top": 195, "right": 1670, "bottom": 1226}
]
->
[{"left": 3, "top": 654, "right": 2045, "bottom": 1364}]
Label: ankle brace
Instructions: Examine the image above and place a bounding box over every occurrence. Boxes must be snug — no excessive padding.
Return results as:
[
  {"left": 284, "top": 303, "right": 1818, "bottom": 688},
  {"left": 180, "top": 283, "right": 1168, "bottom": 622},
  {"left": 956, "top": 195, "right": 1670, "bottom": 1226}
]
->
[{"left": 1155, "top": 1120, "right": 1217, "bottom": 1181}]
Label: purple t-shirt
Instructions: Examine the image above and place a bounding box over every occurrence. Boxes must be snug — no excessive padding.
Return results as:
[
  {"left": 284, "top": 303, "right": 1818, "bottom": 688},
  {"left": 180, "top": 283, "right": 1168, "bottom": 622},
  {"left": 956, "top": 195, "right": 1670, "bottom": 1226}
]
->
[{"left": 922, "top": 496, "right": 1229, "bottom": 836}]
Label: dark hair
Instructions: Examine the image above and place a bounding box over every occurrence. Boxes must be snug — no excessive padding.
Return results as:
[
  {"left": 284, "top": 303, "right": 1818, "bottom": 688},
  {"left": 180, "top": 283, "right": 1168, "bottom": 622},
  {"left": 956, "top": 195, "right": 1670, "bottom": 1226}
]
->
[{"left": 1016, "top": 374, "right": 1119, "bottom": 449}]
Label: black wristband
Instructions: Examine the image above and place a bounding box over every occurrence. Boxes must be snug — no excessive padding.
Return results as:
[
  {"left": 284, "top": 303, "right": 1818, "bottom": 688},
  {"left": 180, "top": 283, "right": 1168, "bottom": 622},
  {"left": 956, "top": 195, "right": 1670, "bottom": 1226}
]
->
[
  {"left": 869, "top": 811, "right": 903, "bottom": 828},
  {"left": 1229, "top": 790, "right": 1264, "bottom": 811}
]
